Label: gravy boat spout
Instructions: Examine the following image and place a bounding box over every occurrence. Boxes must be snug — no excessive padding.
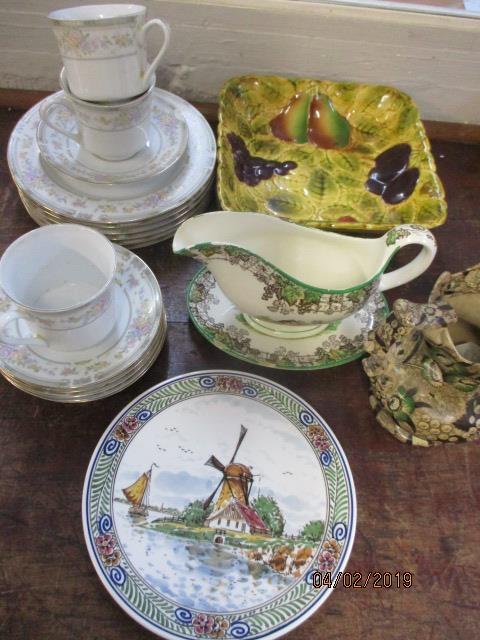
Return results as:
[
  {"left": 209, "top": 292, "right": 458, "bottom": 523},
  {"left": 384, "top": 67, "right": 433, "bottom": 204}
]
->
[{"left": 173, "top": 212, "right": 437, "bottom": 339}]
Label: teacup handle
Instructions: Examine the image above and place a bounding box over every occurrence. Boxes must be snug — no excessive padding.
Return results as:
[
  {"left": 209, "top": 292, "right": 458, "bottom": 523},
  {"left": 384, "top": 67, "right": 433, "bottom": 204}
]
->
[
  {"left": 379, "top": 225, "right": 437, "bottom": 292},
  {"left": 0, "top": 311, "right": 46, "bottom": 347},
  {"left": 140, "top": 18, "right": 170, "bottom": 86},
  {"left": 38, "top": 97, "right": 81, "bottom": 145}
]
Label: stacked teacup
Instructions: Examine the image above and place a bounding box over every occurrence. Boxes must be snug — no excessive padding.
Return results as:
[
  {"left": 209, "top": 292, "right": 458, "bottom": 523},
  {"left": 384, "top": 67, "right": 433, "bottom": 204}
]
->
[
  {"left": 51, "top": 4, "right": 170, "bottom": 104},
  {"left": 8, "top": 4, "right": 216, "bottom": 249},
  {"left": 46, "top": 3, "right": 170, "bottom": 162}
]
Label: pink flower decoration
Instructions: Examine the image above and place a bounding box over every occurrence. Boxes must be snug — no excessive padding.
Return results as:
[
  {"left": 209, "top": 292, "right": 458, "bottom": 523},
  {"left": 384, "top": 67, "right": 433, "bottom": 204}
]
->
[
  {"left": 192, "top": 614, "right": 229, "bottom": 637},
  {"left": 96, "top": 533, "right": 116, "bottom": 557},
  {"left": 313, "top": 434, "right": 329, "bottom": 451},
  {"left": 318, "top": 550, "right": 336, "bottom": 572},
  {"left": 123, "top": 415, "right": 138, "bottom": 434},
  {"left": 193, "top": 613, "right": 211, "bottom": 634},
  {"left": 217, "top": 376, "right": 244, "bottom": 393}
]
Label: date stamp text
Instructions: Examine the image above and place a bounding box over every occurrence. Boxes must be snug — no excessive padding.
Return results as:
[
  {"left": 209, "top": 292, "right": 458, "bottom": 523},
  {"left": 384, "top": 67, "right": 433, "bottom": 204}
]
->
[{"left": 312, "top": 571, "right": 413, "bottom": 589}]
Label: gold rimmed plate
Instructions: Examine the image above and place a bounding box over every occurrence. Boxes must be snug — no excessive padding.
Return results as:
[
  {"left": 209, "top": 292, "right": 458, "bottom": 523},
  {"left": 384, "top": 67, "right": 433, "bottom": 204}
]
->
[{"left": 1, "top": 313, "right": 167, "bottom": 402}]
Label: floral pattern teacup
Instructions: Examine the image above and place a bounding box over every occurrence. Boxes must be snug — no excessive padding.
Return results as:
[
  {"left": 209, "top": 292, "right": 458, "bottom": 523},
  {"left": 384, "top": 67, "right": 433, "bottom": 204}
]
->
[
  {"left": 49, "top": 4, "right": 170, "bottom": 102},
  {"left": 0, "top": 225, "right": 118, "bottom": 352},
  {"left": 39, "top": 73, "right": 154, "bottom": 161}
]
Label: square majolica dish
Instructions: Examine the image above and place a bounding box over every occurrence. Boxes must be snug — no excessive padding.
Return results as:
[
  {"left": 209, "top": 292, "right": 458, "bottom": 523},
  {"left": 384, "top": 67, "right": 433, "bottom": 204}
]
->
[{"left": 217, "top": 75, "right": 447, "bottom": 232}]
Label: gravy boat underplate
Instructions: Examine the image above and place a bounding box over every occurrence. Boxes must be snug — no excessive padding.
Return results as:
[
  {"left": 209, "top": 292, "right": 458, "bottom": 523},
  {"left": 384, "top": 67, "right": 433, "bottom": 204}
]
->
[{"left": 173, "top": 212, "right": 437, "bottom": 338}]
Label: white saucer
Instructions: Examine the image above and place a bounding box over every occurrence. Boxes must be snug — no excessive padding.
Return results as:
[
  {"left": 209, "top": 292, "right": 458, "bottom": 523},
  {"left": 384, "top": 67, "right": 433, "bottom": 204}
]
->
[
  {"left": 187, "top": 268, "right": 389, "bottom": 370},
  {"left": 39, "top": 152, "right": 185, "bottom": 201},
  {"left": 0, "top": 245, "right": 164, "bottom": 388},
  {"left": 0, "top": 312, "right": 166, "bottom": 402},
  {"left": 37, "top": 96, "right": 188, "bottom": 185}
]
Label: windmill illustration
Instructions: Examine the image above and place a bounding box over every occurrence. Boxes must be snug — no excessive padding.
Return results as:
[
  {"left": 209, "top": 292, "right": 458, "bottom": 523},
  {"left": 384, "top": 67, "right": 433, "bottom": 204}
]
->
[
  {"left": 203, "top": 425, "right": 270, "bottom": 537},
  {"left": 203, "top": 425, "right": 253, "bottom": 511}
]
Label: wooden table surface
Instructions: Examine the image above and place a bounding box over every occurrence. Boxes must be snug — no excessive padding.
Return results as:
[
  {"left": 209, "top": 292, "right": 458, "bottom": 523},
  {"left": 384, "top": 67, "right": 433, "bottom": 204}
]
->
[{"left": 1, "top": 106, "right": 479, "bottom": 640}]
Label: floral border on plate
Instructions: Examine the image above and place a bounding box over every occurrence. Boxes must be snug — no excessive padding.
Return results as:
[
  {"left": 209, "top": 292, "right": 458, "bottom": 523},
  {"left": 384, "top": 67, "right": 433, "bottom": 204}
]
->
[{"left": 83, "top": 370, "right": 356, "bottom": 640}]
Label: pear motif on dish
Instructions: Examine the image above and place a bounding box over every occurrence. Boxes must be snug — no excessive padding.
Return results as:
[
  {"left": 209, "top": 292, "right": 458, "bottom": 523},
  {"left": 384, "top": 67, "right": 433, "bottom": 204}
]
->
[
  {"left": 307, "top": 94, "right": 350, "bottom": 149},
  {"left": 269, "top": 93, "right": 311, "bottom": 144},
  {"left": 270, "top": 92, "right": 350, "bottom": 149}
]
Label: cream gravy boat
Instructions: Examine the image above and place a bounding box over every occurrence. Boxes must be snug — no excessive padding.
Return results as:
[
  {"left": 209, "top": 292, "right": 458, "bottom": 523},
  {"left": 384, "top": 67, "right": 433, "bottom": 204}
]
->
[{"left": 173, "top": 212, "right": 437, "bottom": 338}]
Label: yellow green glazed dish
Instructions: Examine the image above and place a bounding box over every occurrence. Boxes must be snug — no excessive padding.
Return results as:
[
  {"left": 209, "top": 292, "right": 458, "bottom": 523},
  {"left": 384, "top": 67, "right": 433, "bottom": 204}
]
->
[{"left": 217, "top": 75, "right": 447, "bottom": 232}]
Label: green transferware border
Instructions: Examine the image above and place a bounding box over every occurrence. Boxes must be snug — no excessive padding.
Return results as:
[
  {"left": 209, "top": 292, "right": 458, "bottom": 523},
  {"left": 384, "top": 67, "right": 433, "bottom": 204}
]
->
[
  {"left": 177, "top": 239, "right": 402, "bottom": 295},
  {"left": 186, "top": 267, "right": 389, "bottom": 371}
]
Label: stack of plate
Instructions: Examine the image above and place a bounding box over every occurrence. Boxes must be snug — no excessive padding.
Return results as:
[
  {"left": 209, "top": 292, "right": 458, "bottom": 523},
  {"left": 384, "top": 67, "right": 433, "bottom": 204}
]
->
[
  {"left": 0, "top": 245, "right": 166, "bottom": 402},
  {"left": 8, "top": 89, "right": 216, "bottom": 249}
]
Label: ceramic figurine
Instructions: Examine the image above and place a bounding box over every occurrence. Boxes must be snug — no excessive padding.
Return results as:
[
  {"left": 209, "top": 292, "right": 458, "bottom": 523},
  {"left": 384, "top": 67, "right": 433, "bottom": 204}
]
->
[{"left": 363, "top": 263, "right": 480, "bottom": 446}]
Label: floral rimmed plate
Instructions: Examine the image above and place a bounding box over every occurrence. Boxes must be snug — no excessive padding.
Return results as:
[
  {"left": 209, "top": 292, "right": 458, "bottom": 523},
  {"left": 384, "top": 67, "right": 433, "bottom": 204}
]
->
[
  {"left": 217, "top": 75, "right": 447, "bottom": 232},
  {"left": 0, "top": 313, "right": 166, "bottom": 402},
  {"left": 187, "top": 269, "right": 389, "bottom": 370},
  {"left": 19, "top": 182, "right": 213, "bottom": 249},
  {"left": 8, "top": 89, "right": 216, "bottom": 223},
  {"left": 82, "top": 370, "right": 356, "bottom": 639}
]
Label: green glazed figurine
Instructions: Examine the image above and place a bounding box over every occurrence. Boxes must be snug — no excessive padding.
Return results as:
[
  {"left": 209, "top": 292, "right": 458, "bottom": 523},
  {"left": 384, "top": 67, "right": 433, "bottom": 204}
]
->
[{"left": 363, "top": 263, "right": 480, "bottom": 446}]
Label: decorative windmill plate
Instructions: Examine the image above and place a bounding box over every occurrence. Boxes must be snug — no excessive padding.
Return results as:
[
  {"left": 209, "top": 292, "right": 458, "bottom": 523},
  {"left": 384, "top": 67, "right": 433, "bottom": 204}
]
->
[
  {"left": 217, "top": 75, "right": 447, "bottom": 231},
  {"left": 83, "top": 370, "right": 356, "bottom": 639}
]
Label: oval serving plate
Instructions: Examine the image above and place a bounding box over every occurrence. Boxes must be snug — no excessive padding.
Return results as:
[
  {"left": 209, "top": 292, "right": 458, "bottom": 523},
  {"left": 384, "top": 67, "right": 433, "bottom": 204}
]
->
[{"left": 83, "top": 370, "right": 356, "bottom": 639}]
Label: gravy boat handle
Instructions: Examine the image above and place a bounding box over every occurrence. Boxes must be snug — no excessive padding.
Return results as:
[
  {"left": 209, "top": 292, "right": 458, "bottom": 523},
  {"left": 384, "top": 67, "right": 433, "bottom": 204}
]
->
[{"left": 379, "top": 225, "right": 437, "bottom": 292}]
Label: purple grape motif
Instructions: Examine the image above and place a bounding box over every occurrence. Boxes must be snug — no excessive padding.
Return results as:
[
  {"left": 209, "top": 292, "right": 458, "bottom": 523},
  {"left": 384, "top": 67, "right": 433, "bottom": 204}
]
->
[{"left": 227, "top": 133, "right": 297, "bottom": 187}]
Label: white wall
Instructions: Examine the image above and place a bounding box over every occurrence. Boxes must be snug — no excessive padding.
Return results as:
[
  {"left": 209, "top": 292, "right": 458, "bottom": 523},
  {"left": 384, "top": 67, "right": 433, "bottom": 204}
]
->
[{"left": 0, "top": 0, "right": 479, "bottom": 123}]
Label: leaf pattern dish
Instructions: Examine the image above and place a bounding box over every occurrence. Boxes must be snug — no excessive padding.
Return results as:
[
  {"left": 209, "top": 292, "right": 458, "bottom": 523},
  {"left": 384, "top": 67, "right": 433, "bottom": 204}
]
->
[{"left": 217, "top": 75, "right": 447, "bottom": 232}]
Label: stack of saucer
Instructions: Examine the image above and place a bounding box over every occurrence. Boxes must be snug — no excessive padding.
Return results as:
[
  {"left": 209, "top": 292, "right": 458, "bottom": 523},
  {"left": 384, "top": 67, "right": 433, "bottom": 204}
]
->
[
  {"left": 8, "top": 88, "right": 216, "bottom": 249},
  {"left": 0, "top": 241, "right": 166, "bottom": 403}
]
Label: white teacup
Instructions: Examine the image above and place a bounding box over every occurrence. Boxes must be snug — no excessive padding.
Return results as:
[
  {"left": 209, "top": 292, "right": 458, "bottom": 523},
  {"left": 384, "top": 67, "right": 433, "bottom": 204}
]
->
[
  {"left": 0, "top": 225, "right": 117, "bottom": 352},
  {"left": 38, "top": 73, "right": 154, "bottom": 161},
  {"left": 49, "top": 4, "right": 170, "bottom": 103}
]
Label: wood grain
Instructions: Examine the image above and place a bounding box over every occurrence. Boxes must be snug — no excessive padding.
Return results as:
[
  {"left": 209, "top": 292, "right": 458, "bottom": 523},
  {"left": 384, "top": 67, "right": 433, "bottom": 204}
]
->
[{"left": 0, "top": 106, "right": 480, "bottom": 639}]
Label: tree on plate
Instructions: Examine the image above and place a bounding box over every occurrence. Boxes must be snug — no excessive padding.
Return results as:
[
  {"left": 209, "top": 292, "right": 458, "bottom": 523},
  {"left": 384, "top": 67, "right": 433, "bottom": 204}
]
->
[
  {"left": 182, "top": 500, "right": 212, "bottom": 526},
  {"left": 300, "top": 520, "right": 325, "bottom": 542},
  {"left": 252, "top": 495, "right": 285, "bottom": 537}
]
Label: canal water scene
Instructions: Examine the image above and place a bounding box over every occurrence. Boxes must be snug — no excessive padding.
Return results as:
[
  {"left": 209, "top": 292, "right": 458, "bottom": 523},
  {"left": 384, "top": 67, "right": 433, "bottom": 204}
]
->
[{"left": 112, "top": 388, "right": 328, "bottom": 613}]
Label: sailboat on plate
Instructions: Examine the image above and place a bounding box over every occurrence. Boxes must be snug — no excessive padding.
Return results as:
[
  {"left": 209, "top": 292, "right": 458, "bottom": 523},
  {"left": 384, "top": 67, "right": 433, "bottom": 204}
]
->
[{"left": 122, "top": 463, "right": 156, "bottom": 520}]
